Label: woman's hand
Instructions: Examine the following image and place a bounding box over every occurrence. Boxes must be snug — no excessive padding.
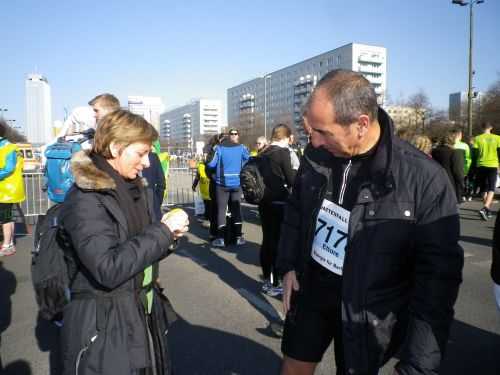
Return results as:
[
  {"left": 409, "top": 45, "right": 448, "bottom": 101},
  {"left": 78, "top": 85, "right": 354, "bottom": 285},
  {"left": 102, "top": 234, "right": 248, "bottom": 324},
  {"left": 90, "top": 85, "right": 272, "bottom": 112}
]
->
[{"left": 161, "top": 209, "right": 189, "bottom": 239}]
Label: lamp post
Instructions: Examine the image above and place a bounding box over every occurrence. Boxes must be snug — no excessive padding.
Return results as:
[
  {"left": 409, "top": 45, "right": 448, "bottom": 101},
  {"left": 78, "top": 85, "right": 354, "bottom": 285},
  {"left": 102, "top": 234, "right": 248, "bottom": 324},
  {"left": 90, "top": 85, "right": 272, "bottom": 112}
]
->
[
  {"left": 0, "top": 108, "right": 7, "bottom": 119},
  {"left": 452, "top": 0, "right": 484, "bottom": 138}
]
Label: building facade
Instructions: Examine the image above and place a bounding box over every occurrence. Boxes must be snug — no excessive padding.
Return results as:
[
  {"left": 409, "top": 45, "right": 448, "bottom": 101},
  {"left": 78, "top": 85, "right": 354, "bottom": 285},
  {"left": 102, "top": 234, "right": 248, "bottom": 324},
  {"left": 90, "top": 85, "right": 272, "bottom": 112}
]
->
[
  {"left": 227, "top": 43, "right": 387, "bottom": 142},
  {"left": 128, "top": 96, "right": 165, "bottom": 131},
  {"left": 25, "top": 73, "right": 52, "bottom": 145},
  {"left": 385, "top": 105, "right": 425, "bottom": 131},
  {"left": 449, "top": 91, "right": 485, "bottom": 126},
  {"left": 159, "top": 99, "right": 222, "bottom": 153}
]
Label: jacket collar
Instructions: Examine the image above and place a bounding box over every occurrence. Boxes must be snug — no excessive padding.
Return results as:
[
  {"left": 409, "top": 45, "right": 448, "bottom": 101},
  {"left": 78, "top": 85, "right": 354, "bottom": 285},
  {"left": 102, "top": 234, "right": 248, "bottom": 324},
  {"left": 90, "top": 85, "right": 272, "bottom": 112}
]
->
[
  {"left": 71, "top": 151, "right": 148, "bottom": 192},
  {"left": 303, "top": 107, "right": 396, "bottom": 198}
]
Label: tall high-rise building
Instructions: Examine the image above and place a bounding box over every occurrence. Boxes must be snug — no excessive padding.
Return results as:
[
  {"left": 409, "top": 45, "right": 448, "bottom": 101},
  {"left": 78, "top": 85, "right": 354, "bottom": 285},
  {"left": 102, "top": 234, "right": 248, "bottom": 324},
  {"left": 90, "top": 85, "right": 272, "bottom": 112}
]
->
[
  {"left": 449, "top": 91, "right": 485, "bottom": 126},
  {"left": 227, "top": 43, "right": 387, "bottom": 142},
  {"left": 127, "top": 96, "right": 165, "bottom": 131},
  {"left": 159, "top": 99, "right": 222, "bottom": 153},
  {"left": 25, "top": 73, "right": 52, "bottom": 144}
]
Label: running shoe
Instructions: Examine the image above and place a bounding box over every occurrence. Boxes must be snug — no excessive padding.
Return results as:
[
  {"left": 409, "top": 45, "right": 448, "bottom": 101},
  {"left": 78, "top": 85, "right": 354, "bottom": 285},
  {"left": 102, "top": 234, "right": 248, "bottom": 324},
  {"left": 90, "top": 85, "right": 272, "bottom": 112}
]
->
[
  {"left": 266, "top": 285, "right": 283, "bottom": 297},
  {"left": 479, "top": 208, "right": 489, "bottom": 221},
  {"left": 235, "top": 236, "right": 246, "bottom": 245},
  {"left": 261, "top": 281, "right": 272, "bottom": 293},
  {"left": 0, "top": 244, "right": 16, "bottom": 257},
  {"left": 211, "top": 238, "right": 225, "bottom": 247}
]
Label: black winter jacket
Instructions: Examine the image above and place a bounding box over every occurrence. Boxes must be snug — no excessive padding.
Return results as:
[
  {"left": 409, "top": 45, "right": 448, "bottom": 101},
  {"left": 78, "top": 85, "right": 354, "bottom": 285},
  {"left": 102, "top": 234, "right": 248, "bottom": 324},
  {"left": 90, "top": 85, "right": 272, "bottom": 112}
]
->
[
  {"left": 431, "top": 145, "right": 464, "bottom": 202},
  {"left": 277, "top": 109, "right": 463, "bottom": 375},
  {"left": 259, "top": 145, "right": 296, "bottom": 202},
  {"left": 492, "top": 212, "right": 500, "bottom": 284},
  {"left": 59, "top": 151, "right": 175, "bottom": 375}
]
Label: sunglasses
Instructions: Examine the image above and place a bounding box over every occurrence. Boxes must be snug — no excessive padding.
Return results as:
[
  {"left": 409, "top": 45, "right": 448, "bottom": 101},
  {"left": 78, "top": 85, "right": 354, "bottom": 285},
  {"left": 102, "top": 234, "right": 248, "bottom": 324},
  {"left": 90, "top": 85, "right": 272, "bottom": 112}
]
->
[{"left": 230, "top": 132, "right": 239, "bottom": 136}]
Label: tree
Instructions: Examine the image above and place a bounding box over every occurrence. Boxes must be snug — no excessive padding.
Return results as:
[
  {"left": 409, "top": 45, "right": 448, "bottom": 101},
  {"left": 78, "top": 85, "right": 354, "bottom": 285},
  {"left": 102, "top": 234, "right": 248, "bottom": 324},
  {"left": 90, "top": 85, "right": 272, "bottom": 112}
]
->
[
  {"left": 407, "top": 90, "right": 431, "bottom": 133},
  {"left": 0, "top": 119, "right": 27, "bottom": 143},
  {"left": 480, "top": 74, "right": 500, "bottom": 132}
]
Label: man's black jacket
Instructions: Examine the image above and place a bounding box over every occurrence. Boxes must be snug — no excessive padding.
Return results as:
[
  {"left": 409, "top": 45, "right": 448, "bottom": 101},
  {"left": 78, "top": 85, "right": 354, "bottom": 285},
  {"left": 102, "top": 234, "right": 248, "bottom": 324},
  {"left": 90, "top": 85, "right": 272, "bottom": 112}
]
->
[{"left": 277, "top": 109, "right": 463, "bottom": 375}]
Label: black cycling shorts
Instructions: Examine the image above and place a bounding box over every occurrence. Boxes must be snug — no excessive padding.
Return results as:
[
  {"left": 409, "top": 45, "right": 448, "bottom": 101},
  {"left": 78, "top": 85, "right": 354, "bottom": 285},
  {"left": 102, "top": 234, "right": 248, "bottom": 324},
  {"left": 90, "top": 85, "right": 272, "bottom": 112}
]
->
[
  {"left": 281, "top": 270, "right": 344, "bottom": 366},
  {"left": 0, "top": 203, "right": 13, "bottom": 224},
  {"left": 477, "top": 166, "right": 498, "bottom": 193}
]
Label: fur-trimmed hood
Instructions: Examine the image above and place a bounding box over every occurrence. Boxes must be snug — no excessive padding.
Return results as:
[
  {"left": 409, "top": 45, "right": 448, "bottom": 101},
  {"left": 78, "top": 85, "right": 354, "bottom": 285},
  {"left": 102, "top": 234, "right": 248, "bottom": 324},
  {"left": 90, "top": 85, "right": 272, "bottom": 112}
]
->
[{"left": 71, "top": 151, "right": 147, "bottom": 191}]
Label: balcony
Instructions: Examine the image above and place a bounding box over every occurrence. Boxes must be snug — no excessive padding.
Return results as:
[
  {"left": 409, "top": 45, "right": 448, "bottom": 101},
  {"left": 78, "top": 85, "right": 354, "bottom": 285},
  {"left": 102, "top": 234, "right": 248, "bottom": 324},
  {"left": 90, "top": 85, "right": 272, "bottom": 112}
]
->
[{"left": 358, "top": 54, "right": 383, "bottom": 65}]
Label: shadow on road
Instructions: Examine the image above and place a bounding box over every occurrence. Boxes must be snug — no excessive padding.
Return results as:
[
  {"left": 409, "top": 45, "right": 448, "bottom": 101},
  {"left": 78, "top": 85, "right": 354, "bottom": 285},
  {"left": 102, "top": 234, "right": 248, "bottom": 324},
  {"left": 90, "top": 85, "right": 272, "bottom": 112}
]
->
[
  {"left": 460, "top": 235, "right": 492, "bottom": 248},
  {"left": 35, "top": 314, "right": 61, "bottom": 375},
  {"left": 441, "top": 319, "right": 500, "bottom": 375},
  {"left": 169, "top": 316, "right": 281, "bottom": 375},
  {"left": 0, "top": 261, "right": 18, "bottom": 373}
]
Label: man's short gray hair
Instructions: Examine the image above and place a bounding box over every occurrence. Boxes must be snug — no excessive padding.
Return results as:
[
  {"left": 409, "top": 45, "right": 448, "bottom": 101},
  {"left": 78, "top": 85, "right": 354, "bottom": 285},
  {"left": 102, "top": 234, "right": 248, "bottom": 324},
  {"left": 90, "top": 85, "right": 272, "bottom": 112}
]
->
[{"left": 307, "top": 69, "right": 378, "bottom": 126}]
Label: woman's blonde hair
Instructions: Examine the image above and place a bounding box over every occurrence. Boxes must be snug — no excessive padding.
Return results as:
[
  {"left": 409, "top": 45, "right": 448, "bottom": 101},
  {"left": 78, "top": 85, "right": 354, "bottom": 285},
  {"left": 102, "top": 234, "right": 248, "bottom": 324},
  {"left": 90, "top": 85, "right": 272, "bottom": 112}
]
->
[
  {"left": 271, "top": 124, "right": 292, "bottom": 142},
  {"left": 93, "top": 110, "right": 158, "bottom": 158},
  {"left": 410, "top": 135, "right": 432, "bottom": 155}
]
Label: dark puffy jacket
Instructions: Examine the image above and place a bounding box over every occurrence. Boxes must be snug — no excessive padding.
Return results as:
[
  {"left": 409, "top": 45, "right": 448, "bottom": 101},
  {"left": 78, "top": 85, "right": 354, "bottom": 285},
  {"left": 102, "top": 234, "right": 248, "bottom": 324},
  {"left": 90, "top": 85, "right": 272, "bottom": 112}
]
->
[
  {"left": 59, "top": 151, "right": 175, "bottom": 375},
  {"left": 259, "top": 145, "right": 296, "bottom": 202},
  {"left": 277, "top": 109, "right": 463, "bottom": 375},
  {"left": 492, "top": 213, "right": 500, "bottom": 284},
  {"left": 431, "top": 145, "right": 464, "bottom": 202}
]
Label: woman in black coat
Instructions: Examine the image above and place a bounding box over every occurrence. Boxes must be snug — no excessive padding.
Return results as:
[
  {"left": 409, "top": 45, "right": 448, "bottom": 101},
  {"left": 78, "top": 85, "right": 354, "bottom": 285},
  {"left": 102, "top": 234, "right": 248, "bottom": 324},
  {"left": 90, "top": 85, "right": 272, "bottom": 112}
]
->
[
  {"left": 59, "top": 110, "right": 189, "bottom": 375},
  {"left": 431, "top": 131, "right": 464, "bottom": 202},
  {"left": 258, "top": 124, "right": 296, "bottom": 297}
]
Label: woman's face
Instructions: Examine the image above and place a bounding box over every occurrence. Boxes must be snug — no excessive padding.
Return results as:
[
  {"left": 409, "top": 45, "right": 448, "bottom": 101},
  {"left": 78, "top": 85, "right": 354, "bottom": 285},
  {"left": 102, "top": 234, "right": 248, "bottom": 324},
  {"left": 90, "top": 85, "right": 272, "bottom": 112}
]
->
[{"left": 109, "top": 141, "right": 151, "bottom": 179}]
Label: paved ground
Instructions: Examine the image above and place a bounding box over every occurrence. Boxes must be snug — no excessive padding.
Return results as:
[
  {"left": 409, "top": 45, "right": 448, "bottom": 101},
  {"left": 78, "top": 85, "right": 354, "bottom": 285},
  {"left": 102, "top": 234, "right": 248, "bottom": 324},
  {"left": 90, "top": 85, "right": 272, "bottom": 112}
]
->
[{"left": 0, "top": 200, "right": 499, "bottom": 375}]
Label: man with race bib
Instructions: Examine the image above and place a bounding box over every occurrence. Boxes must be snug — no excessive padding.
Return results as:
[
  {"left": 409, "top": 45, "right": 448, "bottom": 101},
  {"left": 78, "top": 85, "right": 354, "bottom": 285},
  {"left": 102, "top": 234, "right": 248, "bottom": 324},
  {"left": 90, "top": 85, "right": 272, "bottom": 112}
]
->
[{"left": 277, "top": 70, "right": 463, "bottom": 375}]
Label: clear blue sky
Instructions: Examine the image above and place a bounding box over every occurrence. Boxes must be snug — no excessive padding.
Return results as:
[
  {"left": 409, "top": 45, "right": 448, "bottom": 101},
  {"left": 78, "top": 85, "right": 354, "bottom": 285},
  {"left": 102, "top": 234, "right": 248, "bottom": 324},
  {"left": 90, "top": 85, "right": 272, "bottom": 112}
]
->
[{"left": 1, "top": 0, "right": 499, "bottom": 129}]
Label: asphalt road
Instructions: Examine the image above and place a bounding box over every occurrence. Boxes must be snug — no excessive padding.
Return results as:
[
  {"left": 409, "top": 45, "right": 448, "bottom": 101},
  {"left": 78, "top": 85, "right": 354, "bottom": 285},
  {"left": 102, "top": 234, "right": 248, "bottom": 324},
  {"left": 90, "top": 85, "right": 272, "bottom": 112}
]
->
[{"left": 0, "top": 200, "right": 499, "bottom": 375}]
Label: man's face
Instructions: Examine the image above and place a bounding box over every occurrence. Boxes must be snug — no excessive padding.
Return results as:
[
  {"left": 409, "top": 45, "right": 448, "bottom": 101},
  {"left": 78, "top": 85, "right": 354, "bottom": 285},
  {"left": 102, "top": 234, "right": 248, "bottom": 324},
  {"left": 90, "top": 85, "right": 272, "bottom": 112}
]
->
[
  {"left": 229, "top": 130, "right": 239, "bottom": 143},
  {"left": 305, "top": 89, "right": 360, "bottom": 158},
  {"left": 92, "top": 103, "right": 111, "bottom": 121}
]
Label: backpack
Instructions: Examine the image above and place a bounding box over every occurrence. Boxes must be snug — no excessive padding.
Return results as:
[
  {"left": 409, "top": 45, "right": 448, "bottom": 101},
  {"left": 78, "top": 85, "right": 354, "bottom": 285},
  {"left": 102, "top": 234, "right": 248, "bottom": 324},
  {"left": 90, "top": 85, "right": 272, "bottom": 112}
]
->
[
  {"left": 44, "top": 139, "right": 82, "bottom": 203},
  {"left": 31, "top": 204, "right": 72, "bottom": 321},
  {"left": 240, "top": 157, "right": 266, "bottom": 204}
]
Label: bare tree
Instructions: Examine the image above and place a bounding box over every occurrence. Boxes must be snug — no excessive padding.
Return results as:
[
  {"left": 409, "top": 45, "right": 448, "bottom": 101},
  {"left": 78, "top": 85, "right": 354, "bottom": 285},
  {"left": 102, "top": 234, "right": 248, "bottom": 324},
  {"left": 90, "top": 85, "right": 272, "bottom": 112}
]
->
[
  {"left": 481, "top": 74, "right": 500, "bottom": 132},
  {"left": 407, "top": 90, "right": 431, "bottom": 133},
  {"left": 0, "top": 119, "right": 27, "bottom": 143}
]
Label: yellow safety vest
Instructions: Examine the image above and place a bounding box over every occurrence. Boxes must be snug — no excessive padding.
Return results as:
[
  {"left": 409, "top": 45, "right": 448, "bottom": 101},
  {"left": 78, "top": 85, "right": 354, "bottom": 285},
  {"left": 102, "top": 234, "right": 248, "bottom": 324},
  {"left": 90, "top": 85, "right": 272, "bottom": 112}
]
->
[
  {"left": 197, "top": 163, "right": 211, "bottom": 201},
  {"left": 0, "top": 142, "right": 25, "bottom": 203}
]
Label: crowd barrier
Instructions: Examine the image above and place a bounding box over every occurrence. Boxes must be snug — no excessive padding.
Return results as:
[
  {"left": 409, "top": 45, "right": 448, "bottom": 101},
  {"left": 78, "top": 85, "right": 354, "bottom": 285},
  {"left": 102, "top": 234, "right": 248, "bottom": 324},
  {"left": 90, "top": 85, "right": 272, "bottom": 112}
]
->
[{"left": 20, "top": 168, "right": 196, "bottom": 218}]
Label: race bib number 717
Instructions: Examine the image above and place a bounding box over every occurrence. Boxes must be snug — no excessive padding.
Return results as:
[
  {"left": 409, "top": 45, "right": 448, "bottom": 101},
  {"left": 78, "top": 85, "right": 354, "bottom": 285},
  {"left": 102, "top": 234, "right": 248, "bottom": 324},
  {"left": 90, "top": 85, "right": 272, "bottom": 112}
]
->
[{"left": 311, "top": 199, "right": 350, "bottom": 275}]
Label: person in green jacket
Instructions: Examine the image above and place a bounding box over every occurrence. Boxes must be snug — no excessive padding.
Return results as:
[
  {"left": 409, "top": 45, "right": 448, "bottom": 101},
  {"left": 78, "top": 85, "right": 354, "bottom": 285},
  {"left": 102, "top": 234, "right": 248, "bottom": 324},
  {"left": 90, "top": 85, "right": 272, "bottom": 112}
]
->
[{"left": 453, "top": 128, "right": 472, "bottom": 201}]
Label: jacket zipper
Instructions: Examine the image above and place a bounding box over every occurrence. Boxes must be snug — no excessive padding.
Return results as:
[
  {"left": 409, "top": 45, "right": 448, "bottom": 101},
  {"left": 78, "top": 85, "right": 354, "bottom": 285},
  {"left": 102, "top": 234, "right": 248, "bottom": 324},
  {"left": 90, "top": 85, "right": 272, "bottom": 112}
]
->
[
  {"left": 75, "top": 333, "right": 98, "bottom": 375},
  {"left": 338, "top": 160, "right": 352, "bottom": 205}
]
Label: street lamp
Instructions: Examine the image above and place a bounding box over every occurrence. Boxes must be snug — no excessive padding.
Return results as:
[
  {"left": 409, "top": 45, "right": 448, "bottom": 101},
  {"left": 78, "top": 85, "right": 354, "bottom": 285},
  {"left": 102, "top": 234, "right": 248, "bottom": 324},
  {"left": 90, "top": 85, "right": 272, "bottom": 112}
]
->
[
  {"left": 452, "top": 0, "right": 485, "bottom": 138},
  {"left": 0, "top": 108, "right": 7, "bottom": 119}
]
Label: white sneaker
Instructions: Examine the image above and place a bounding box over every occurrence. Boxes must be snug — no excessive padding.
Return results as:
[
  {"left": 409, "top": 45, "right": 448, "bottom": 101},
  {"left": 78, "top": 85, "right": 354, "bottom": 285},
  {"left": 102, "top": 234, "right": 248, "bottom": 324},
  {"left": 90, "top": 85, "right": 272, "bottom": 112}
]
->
[
  {"left": 0, "top": 244, "right": 16, "bottom": 257},
  {"left": 266, "top": 285, "right": 283, "bottom": 297},
  {"left": 261, "top": 281, "right": 272, "bottom": 293},
  {"left": 211, "top": 238, "right": 225, "bottom": 247},
  {"left": 236, "top": 236, "right": 246, "bottom": 245}
]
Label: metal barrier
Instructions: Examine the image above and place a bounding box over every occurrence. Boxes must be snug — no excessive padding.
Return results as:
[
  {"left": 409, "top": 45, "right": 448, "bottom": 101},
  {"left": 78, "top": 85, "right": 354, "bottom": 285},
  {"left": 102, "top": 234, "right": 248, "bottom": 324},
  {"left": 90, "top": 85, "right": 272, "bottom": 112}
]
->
[
  {"left": 21, "top": 172, "right": 50, "bottom": 217},
  {"left": 20, "top": 169, "right": 196, "bottom": 217}
]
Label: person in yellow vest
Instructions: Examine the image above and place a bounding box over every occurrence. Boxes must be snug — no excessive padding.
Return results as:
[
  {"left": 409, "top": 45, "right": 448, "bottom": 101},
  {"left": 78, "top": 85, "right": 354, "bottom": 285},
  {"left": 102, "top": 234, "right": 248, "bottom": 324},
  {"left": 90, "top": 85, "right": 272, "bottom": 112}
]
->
[
  {"left": 0, "top": 130, "right": 26, "bottom": 256},
  {"left": 192, "top": 161, "right": 211, "bottom": 221}
]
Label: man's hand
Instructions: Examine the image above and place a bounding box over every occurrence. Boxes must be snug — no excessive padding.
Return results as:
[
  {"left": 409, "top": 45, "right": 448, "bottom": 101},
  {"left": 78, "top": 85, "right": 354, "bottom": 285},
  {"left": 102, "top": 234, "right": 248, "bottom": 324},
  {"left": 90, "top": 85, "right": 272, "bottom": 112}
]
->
[{"left": 282, "top": 270, "right": 300, "bottom": 315}]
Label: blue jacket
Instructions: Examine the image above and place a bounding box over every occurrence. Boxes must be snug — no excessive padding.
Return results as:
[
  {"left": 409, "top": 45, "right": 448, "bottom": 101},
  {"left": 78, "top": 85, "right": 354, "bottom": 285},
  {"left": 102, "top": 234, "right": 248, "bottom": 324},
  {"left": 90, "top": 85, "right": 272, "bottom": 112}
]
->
[
  {"left": 0, "top": 138, "right": 17, "bottom": 180},
  {"left": 207, "top": 140, "right": 249, "bottom": 188}
]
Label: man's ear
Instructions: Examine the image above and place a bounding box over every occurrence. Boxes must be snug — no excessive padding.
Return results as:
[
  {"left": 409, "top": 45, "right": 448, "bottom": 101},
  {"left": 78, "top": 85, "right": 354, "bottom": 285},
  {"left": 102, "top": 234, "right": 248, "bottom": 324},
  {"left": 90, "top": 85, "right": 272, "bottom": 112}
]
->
[{"left": 357, "top": 115, "right": 370, "bottom": 138}]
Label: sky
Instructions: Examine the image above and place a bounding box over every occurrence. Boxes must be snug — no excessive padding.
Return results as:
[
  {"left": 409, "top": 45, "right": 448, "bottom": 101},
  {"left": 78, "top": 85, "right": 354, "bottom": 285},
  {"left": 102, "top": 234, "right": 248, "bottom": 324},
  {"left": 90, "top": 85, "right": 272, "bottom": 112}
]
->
[{"left": 1, "top": 0, "right": 499, "bottom": 130}]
